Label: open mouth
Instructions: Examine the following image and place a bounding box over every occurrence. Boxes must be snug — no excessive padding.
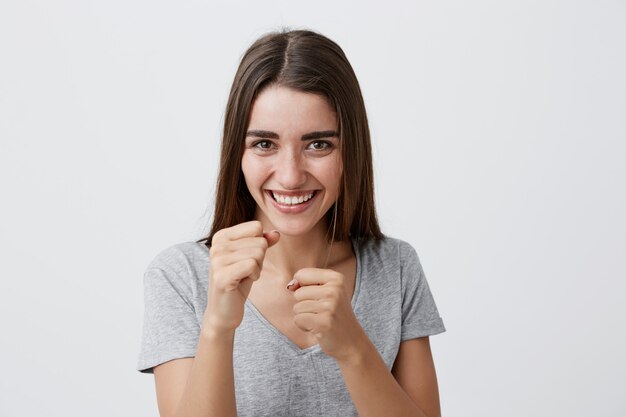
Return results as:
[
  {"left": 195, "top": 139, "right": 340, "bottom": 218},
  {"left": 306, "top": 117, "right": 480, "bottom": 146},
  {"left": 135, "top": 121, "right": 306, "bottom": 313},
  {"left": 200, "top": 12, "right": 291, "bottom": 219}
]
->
[{"left": 266, "top": 190, "right": 319, "bottom": 206}]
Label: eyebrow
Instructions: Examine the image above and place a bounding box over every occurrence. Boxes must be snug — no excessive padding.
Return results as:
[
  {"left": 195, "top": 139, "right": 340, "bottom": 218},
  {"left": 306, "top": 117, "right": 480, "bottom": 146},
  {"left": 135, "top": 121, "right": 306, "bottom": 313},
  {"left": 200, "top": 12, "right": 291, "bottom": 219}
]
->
[{"left": 245, "top": 130, "right": 338, "bottom": 140}]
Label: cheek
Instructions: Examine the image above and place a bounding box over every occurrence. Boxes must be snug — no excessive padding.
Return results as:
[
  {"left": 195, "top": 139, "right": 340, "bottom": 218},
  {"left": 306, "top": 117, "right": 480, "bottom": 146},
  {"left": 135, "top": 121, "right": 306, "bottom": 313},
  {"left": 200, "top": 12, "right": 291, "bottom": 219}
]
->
[
  {"left": 321, "top": 155, "right": 342, "bottom": 192},
  {"left": 241, "top": 152, "right": 269, "bottom": 189},
  {"left": 241, "top": 153, "right": 257, "bottom": 189}
]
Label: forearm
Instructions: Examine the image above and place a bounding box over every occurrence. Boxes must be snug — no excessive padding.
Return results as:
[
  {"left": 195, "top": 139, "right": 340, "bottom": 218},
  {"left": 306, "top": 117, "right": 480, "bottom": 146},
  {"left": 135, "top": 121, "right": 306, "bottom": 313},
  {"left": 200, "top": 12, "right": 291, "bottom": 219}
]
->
[
  {"left": 174, "top": 325, "right": 237, "bottom": 417},
  {"left": 337, "top": 331, "right": 428, "bottom": 417}
]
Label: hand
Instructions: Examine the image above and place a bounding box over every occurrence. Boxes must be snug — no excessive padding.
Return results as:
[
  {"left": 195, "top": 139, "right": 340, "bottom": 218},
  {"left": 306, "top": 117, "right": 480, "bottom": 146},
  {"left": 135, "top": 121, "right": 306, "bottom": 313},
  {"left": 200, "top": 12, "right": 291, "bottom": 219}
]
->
[
  {"left": 203, "top": 221, "right": 280, "bottom": 332},
  {"left": 289, "top": 268, "right": 364, "bottom": 361}
]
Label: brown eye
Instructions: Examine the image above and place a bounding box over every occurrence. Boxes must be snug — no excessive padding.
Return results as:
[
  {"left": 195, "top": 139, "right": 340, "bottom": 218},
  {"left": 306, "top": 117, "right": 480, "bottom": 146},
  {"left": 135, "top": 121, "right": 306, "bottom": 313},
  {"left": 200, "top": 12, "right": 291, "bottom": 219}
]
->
[
  {"left": 253, "top": 140, "right": 274, "bottom": 151},
  {"left": 308, "top": 141, "right": 332, "bottom": 151}
]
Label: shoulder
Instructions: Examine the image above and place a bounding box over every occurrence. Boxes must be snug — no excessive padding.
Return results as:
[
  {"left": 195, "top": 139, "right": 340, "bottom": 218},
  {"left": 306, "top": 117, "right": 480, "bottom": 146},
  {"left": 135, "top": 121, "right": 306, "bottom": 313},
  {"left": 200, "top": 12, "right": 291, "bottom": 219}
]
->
[
  {"left": 144, "top": 241, "right": 211, "bottom": 288},
  {"left": 356, "top": 235, "right": 420, "bottom": 267},
  {"left": 355, "top": 236, "right": 427, "bottom": 296},
  {"left": 147, "top": 241, "right": 210, "bottom": 270}
]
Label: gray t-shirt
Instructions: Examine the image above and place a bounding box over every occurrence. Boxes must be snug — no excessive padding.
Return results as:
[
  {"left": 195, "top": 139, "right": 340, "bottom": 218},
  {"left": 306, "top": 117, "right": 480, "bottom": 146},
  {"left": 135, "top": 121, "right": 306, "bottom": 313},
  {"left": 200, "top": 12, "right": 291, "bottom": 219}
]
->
[{"left": 137, "top": 236, "right": 446, "bottom": 417}]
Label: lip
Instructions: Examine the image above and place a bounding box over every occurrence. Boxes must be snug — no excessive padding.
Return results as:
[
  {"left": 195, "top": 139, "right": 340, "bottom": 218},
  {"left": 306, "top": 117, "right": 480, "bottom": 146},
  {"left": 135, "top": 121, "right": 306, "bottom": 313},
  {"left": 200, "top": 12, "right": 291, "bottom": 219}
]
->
[
  {"left": 266, "top": 189, "right": 318, "bottom": 197},
  {"left": 265, "top": 190, "right": 319, "bottom": 214}
]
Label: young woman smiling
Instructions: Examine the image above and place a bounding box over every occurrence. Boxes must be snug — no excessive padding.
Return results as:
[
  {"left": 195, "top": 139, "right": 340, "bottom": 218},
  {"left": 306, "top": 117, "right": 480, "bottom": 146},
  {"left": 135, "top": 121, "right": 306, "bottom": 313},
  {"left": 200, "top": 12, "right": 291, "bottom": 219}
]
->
[{"left": 137, "top": 29, "right": 446, "bottom": 417}]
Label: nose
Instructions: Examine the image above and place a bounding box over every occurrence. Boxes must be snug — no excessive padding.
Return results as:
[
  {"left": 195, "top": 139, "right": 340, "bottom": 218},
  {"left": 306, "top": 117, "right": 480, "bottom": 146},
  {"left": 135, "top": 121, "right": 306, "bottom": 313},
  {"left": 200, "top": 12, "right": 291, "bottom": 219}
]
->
[{"left": 274, "top": 149, "right": 307, "bottom": 190}]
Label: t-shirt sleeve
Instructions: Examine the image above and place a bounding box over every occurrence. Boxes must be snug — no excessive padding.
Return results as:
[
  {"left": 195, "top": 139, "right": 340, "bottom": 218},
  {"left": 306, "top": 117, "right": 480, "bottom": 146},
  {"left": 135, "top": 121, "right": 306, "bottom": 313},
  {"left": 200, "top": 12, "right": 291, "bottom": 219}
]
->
[
  {"left": 136, "top": 265, "right": 201, "bottom": 374},
  {"left": 399, "top": 241, "right": 446, "bottom": 341}
]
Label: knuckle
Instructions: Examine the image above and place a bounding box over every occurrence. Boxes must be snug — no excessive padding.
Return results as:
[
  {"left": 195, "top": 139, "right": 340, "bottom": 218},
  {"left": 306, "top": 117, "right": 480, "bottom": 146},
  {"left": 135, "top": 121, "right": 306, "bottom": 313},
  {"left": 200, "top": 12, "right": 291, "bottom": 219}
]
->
[
  {"left": 325, "top": 288, "right": 337, "bottom": 299},
  {"left": 251, "top": 221, "right": 263, "bottom": 235},
  {"left": 293, "top": 289, "right": 304, "bottom": 301},
  {"left": 293, "top": 315, "right": 306, "bottom": 329},
  {"left": 335, "top": 272, "right": 344, "bottom": 283},
  {"left": 245, "top": 258, "right": 258, "bottom": 272},
  {"left": 253, "top": 247, "right": 265, "bottom": 260},
  {"left": 293, "top": 270, "right": 304, "bottom": 282},
  {"left": 210, "top": 244, "right": 224, "bottom": 257},
  {"left": 212, "top": 229, "right": 225, "bottom": 242}
]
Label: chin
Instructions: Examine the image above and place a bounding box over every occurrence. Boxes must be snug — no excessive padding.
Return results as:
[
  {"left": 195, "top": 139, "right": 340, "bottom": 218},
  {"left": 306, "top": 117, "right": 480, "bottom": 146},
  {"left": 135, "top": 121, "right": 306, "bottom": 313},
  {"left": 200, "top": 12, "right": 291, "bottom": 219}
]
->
[
  {"left": 268, "top": 217, "right": 319, "bottom": 237},
  {"left": 273, "top": 225, "right": 313, "bottom": 237}
]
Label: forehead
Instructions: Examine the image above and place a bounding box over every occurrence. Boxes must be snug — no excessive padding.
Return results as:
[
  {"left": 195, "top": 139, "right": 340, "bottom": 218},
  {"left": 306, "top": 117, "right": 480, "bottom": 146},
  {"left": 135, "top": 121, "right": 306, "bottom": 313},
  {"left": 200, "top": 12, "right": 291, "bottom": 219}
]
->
[{"left": 248, "top": 85, "right": 337, "bottom": 133}]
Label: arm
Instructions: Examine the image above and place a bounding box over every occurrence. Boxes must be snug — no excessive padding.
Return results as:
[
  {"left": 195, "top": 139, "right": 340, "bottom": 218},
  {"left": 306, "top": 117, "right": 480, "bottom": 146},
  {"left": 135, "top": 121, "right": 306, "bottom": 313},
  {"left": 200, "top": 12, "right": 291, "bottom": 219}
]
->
[
  {"left": 337, "top": 333, "right": 441, "bottom": 417},
  {"left": 151, "top": 222, "right": 279, "bottom": 417},
  {"left": 154, "top": 326, "right": 237, "bottom": 417},
  {"left": 391, "top": 337, "right": 442, "bottom": 417},
  {"left": 290, "top": 269, "right": 442, "bottom": 417}
]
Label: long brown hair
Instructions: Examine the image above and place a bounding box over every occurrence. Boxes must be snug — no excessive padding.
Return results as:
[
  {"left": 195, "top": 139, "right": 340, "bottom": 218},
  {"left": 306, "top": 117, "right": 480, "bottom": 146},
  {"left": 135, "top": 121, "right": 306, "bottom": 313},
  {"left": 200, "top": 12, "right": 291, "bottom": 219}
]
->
[{"left": 196, "top": 28, "right": 384, "bottom": 247}]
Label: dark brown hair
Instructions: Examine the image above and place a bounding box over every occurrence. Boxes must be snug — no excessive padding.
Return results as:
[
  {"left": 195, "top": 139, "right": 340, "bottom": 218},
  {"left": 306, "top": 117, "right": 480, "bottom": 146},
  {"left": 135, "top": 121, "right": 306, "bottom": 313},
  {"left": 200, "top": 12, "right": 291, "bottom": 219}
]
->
[{"left": 196, "top": 28, "right": 383, "bottom": 247}]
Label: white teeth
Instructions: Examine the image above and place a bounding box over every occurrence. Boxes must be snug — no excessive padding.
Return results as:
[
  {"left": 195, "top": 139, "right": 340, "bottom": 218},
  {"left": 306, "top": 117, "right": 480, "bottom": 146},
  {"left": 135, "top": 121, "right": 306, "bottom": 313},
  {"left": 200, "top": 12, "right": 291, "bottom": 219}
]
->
[{"left": 271, "top": 191, "right": 315, "bottom": 205}]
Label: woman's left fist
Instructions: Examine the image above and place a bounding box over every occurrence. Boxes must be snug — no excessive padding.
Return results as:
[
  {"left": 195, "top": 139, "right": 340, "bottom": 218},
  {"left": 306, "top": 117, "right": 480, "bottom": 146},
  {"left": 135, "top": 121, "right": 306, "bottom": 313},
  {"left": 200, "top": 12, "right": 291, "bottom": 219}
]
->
[{"left": 288, "top": 268, "right": 365, "bottom": 361}]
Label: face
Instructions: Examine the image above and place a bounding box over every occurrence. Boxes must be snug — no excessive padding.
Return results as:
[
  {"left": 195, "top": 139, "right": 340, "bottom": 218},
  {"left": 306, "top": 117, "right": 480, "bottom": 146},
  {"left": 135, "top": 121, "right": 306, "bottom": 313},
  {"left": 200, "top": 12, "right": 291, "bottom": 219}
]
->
[{"left": 241, "top": 84, "right": 342, "bottom": 237}]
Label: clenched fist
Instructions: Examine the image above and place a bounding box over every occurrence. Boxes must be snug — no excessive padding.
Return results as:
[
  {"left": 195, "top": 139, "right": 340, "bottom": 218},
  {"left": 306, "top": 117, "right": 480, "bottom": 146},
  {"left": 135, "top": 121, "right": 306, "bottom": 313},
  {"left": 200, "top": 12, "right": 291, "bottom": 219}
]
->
[
  {"left": 288, "top": 268, "right": 364, "bottom": 361},
  {"left": 202, "top": 220, "right": 280, "bottom": 333}
]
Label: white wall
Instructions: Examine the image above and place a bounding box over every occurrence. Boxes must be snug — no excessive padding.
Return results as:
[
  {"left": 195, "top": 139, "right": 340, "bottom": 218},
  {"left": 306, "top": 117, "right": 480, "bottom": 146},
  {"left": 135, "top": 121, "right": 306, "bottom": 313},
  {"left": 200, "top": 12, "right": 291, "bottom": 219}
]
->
[{"left": 1, "top": 1, "right": 624, "bottom": 416}]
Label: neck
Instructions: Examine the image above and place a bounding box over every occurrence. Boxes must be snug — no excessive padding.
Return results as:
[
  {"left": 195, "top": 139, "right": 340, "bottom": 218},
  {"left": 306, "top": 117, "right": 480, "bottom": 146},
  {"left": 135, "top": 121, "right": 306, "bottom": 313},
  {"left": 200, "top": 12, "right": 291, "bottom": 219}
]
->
[{"left": 254, "top": 212, "right": 352, "bottom": 283}]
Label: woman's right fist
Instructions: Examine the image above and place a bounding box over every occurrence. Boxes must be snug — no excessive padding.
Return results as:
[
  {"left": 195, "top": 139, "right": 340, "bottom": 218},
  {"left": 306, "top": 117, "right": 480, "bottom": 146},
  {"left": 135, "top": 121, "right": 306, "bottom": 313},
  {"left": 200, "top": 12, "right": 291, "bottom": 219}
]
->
[{"left": 203, "top": 220, "right": 280, "bottom": 332}]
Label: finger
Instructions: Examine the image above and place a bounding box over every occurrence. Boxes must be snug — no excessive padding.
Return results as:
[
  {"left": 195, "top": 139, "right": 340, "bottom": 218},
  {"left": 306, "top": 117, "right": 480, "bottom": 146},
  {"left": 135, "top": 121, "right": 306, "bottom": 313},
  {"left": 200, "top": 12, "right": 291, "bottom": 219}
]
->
[
  {"left": 263, "top": 230, "right": 281, "bottom": 247},
  {"left": 286, "top": 279, "right": 300, "bottom": 291},
  {"left": 293, "top": 312, "right": 317, "bottom": 332},
  {"left": 293, "top": 268, "right": 338, "bottom": 287},
  {"left": 293, "top": 299, "right": 324, "bottom": 315},
  {"left": 220, "top": 237, "right": 268, "bottom": 252},
  {"left": 212, "top": 221, "right": 263, "bottom": 243},
  {"left": 217, "top": 258, "right": 260, "bottom": 290},
  {"left": 213, "top": 247, "right": 266, "bottom": 270},
  {"left": 292, "top": 285, "right": 332, "bottom": 302}
]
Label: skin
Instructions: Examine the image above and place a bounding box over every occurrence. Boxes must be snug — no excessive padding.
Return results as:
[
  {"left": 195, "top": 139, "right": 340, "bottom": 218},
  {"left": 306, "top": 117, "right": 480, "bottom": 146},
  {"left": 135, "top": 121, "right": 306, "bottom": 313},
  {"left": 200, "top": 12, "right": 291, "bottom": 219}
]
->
[
  {"left": 241, "top": 84, "right": 354, "bottom": 348},
  {"left": 153, "top": 85, "right": 442, "bottom": 417},
  {"left": 241, "top": 83, "right": 346, "bottom": 269}
]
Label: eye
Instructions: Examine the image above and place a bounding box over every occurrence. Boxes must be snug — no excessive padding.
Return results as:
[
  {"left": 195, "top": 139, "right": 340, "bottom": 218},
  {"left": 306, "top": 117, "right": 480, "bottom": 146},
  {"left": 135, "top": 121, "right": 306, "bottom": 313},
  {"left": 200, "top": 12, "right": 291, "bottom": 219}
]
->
[
  {"left": 307, "top": 140, "right": 333, "bottom": 151},
  {"left": 252, "top": 140, "right": 275, "bottom": 151}
]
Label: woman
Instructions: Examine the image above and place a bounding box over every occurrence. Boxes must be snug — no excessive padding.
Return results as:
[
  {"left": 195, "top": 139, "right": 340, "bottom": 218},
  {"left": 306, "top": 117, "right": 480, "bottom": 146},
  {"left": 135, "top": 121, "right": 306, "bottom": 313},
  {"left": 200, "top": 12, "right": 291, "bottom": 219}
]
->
[{"left": 137, "top": 28, "right": 446, "bottom": 417}]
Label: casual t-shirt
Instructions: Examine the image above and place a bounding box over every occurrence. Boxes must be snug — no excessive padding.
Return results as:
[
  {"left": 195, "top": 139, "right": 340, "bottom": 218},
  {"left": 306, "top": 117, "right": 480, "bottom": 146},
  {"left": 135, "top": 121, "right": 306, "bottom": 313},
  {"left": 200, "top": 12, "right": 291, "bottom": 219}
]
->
[{"left": 137, "top": 236, "right": 446, "bottom": 417}]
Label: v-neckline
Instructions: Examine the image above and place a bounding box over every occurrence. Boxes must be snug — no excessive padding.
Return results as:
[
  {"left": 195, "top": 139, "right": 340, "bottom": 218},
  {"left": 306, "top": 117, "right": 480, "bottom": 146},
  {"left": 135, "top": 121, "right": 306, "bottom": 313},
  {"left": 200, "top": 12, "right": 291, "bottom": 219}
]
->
[{"left": 244, "top": 237, "right": 362, "bottom": 355}]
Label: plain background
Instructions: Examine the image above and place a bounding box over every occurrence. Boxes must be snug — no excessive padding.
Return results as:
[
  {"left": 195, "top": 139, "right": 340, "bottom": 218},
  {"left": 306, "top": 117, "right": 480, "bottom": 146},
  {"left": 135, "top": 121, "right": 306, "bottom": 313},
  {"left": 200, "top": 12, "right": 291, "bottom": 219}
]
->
[{"left": 1, "top": 0, "right": 624, "bottom": 416}]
